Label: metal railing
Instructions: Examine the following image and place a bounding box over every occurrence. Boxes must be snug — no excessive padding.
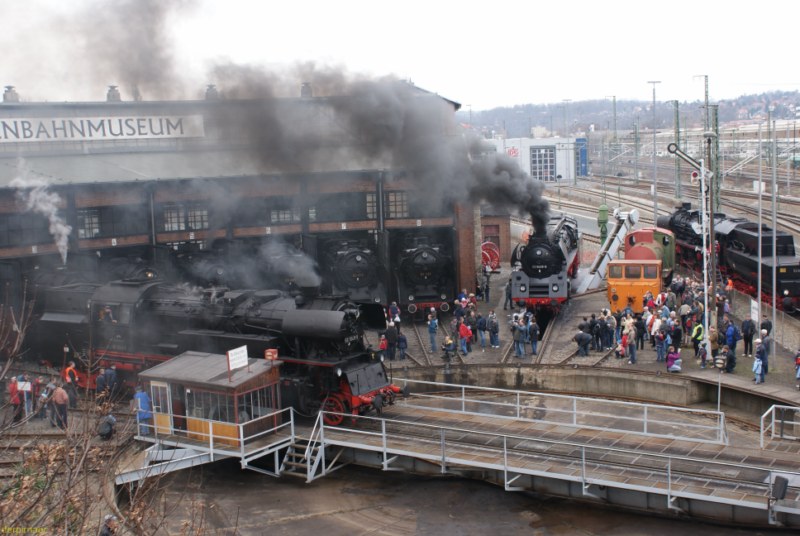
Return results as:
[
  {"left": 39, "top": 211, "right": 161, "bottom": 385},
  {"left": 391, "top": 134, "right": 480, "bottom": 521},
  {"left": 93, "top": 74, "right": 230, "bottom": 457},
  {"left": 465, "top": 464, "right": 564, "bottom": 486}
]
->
[
  {"left": 136, "top": 407, "right": 294, "bottom": 461},
  {"left": 318, "top": 410, "right": 800, "bottom": 517},
  {"left": 396, "top": 378, "right": 728, "bottom": 444},
  {"left": 760, "top": 404, "right": 800, "bottom": 449}
]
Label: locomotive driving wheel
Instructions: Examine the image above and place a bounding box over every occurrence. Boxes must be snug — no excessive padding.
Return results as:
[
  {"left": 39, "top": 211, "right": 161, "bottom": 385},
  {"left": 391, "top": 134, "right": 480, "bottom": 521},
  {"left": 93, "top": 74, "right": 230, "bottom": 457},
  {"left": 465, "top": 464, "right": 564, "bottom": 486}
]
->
[{"left": 322, "top": 394, "right": 349, "bottom": 426}]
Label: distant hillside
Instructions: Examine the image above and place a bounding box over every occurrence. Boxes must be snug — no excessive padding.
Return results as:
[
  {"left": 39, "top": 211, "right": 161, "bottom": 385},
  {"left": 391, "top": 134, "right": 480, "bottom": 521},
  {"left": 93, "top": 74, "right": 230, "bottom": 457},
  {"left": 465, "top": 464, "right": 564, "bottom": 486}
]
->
[{"left": 460, "top": 91, "right": 799, "bottom": 139}]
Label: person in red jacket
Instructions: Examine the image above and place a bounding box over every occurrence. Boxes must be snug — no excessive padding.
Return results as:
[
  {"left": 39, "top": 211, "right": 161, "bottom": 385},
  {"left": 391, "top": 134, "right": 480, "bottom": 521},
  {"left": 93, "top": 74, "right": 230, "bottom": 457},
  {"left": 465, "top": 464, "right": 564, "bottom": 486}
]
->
[
  {"left": 458, "top": 320, "right": 473, "bottom": 356},
  {"left": 8, "top": 377, "right": 22, "bottom": 425}
]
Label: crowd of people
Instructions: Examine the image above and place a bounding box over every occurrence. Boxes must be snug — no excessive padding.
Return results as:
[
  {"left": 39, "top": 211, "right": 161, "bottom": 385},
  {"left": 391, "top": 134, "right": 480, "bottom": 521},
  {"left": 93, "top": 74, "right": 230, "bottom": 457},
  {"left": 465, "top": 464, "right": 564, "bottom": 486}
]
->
[
  {"left": 4, "top": 361, "right": 123, "bottom": 431},
  {"left": 569, "top": 275, "right": 784, "bottom": 379}
]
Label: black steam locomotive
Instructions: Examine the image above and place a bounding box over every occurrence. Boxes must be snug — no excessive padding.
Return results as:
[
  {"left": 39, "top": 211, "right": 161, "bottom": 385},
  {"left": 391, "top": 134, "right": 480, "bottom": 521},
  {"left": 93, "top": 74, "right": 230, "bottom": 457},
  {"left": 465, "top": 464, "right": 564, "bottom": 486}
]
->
[
  {"left": 392, "top": 230, "right": 456, "bottom": 316},
  {"left": 510, "top": 214, "right": 580, "bottom": 308},
  {"left": 320, "top": 238, "right": 388, "bottom": 306},
  {"left": 32, "top": 279, "right": 401, "bottom": 425},
  {"left": 657, "top": 203, "right": 800, "bottom": 311}
]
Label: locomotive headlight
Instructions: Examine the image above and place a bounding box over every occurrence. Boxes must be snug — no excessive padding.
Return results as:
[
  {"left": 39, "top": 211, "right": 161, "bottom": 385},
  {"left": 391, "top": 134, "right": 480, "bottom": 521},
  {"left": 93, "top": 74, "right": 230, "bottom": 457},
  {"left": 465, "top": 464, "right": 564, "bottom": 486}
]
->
[
  {"left": 356, "top": 255, "right": 362, "bottom": 262},
  {"left": 551, "top": 284, "right": 559, "bottom": 292},
  {"left": 336, "top": 367, "right": 343, "bottom": 377},
  {"left": 519, "top": 284, "right": 527, "bottom": 293},
  {"left": 408, "top": 295, "right": 415, "bottom": 301},
  {"left": 785, "top": 290, "right": 790, "bottom": 296},
  {"left": 374, "top": 297, "right": 381, "bottom": 303},
  {"left": 535, "top": 249, "right": 543, "bottom": 256}
]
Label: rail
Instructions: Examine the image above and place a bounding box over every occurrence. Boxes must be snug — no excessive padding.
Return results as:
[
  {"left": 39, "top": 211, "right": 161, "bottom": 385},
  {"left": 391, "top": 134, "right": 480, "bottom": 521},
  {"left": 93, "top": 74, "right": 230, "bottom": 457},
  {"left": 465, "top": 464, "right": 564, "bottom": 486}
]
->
[
  {"left": 760, "top": 404, "right": 800, "bottom": 449},
  {"left": 395, "top": 378, "right": 728, "bottom": 445},
  {"left": 316, "top": 410, "right": 800, "bottom": 518}
]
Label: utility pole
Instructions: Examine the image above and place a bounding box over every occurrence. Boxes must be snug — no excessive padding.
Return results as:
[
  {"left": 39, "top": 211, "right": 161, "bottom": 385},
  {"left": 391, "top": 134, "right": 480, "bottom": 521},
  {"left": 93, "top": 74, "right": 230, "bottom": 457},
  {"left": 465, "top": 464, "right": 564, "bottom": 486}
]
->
[
  {"left": 705, "top": 131, "right": 718, "bottom": 325},
  {"left": 562, "top": 99, "right": 571, "bottom": 137},
  {"left": 673, "top": 100, "right": 681, "bottom": 198},
  {"left": 710, "top": 104, "right": 720, "bottom": 211},
  {"left": 633, "top": 118, "right": 640, "bottom": 185},
  {"left": 606, "top": 95, "right": 618, "bottom": 178},
  {"left": 648, "top": 81, "right": 661, "bottom": 223}
]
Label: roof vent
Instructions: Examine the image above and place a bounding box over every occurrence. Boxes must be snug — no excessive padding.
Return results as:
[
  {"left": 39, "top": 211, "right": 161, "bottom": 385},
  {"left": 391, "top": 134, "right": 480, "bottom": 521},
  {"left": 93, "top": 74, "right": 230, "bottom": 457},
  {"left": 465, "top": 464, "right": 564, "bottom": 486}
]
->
[
  {"left": 106, "top": 85, "right": 121, "bottom": 102},
  {"left": 300, "top": 82, "right": 312, "bottom": 98},
  {"left": 3, "top": 86, "right": 20, "bottom": 103},
  {"left": 205, "top": 84, "right": 219, "bottom": 100}
]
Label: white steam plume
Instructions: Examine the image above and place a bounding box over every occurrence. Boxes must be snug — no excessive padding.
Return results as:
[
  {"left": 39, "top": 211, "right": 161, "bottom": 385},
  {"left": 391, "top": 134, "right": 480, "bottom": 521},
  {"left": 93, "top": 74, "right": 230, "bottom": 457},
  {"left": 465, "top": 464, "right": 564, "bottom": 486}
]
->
[{"left": 10, "top": 171, "right": 72, "bottom": 264}]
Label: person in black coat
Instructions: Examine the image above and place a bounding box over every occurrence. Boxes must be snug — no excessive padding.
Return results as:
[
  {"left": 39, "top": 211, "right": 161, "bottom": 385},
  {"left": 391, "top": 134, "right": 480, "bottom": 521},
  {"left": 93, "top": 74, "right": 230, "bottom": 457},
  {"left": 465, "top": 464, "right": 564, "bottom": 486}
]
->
[
  {"left": 104, "top": 365, "right": 119, "bottom": 400},
  {"left": 95, "top": 368, "right": 107, "bottom": 400},
  {"left": 385, "top": 322, "right": 398, "bottom": 361}
]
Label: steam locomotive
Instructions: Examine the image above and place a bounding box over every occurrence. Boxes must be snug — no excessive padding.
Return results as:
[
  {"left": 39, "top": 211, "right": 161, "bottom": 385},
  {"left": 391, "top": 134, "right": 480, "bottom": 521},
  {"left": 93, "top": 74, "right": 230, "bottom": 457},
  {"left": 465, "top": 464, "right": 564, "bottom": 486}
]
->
[
  {"left": 656, "top": 203, "right": 800, "bottom": 311},
  {"left": 32, "top": 278, "right": 402, "bottom": 425},
  {"left": 320, "top": 238, "right": 388, "bottom": 306},
  {"left": 509, "top": 214, "right": 580, "bottom": 308},
  {"left": 392, "top": 231, "right": 456, "bottom": 316}
]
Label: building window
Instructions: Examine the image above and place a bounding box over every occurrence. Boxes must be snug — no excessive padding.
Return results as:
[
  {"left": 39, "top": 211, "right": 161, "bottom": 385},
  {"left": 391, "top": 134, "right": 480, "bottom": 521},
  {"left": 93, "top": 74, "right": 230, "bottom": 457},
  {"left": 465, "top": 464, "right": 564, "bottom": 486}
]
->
[
  {"left": 385, "top": 191, "right": 408, "bottom": 219},
  {"left": 270, "top": 208, "right": 300, "bottom": 224},
  {"left": 365, "top": 193, "right": 377, "bottom": 220},
  {"left": 529, "top": 146, "right": 556, "bottom": 182},
  {"left": 187, "top": 206, "right": 209, "bottom": 230},
  {"left": 163, "top": 204, "right": 185, "bottom": 232},
  {"left": 78, "top": 209, "right": 101, "bottom": 239},
  {"left": 307, "top": 206, "right": 316, "bottom": 222}
]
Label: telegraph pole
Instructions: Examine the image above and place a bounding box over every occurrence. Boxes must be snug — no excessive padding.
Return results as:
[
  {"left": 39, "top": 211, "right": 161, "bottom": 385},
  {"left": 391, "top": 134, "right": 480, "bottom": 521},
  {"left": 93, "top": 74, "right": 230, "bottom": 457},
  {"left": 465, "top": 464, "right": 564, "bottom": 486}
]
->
[
  {"left": 705, "top": 131, "right": 718, "bottom": 325},
  {"left": 673, "top": 100, "right": 681, "bottom": 198},
  {"left": 648, "top": 81, "right": 661, "bottom": 223}
]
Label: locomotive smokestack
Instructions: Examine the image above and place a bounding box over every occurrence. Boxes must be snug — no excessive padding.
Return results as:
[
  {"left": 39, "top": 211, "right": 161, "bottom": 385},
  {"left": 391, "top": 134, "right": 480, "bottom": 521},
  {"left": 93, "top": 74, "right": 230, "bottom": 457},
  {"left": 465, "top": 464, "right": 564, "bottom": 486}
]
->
[
  {"left": 205, "top": 84, "right": 219, "bottom": 100},
  {"left": 3, "top": 86, "right": 20, "bottom": 103},
  {"left": 106, "top": 85, "right": 121, "bottom": 102}
]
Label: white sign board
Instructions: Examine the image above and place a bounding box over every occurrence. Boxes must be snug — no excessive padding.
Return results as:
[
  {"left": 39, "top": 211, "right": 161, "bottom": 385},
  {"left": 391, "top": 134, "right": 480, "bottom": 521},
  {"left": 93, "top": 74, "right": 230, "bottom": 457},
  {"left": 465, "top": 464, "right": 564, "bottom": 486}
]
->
[
  {"left": 751, "top": 298, "right": 760, "bottom": 324},
  {"left": 227, "top": 345, "right": 249, "bottom": 371}
]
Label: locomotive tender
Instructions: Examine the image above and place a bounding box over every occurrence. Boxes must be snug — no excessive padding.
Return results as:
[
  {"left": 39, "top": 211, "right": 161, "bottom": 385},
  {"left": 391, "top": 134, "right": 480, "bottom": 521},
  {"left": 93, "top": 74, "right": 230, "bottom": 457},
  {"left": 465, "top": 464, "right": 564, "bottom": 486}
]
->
[
  {"left": 657, "top": 203, "right": 800, "bottom": 311},
  {"left": 510, "top": 214, "right": 580, "bottom": 308},
  {"left": 33, "top": 278, "right": 402, "bottom": 425}
]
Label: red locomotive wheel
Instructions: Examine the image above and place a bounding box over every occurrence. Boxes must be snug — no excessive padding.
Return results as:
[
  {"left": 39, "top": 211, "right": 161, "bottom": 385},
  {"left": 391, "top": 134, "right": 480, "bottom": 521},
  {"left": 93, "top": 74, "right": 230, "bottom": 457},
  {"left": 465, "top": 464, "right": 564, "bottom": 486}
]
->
[{"left": 322, "top": 394, "right": 348, "bottom": 426}]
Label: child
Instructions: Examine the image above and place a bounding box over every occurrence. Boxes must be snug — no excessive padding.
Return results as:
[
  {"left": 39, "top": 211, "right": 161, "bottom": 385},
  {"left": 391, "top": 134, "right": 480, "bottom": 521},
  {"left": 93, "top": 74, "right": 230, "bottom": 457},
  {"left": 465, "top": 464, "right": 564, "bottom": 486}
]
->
[
  {"left": 753, "top": 353, "right": 764, "bottom": 384},
  {"left": 697, "top": 342, "right": 708, "bottom": 369},
  {"left": 666, "top": 346, "right": 682, "bottom": 373},
  {"left": 441, "top": 336, "right": 455, "bottom": 361}
]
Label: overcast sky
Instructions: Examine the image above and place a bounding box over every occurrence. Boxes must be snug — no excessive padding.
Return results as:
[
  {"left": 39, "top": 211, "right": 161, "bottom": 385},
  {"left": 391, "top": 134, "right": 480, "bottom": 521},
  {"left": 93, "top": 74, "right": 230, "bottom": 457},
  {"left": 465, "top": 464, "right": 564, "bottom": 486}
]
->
[{"left": 4, "top": 0, "right": 798, "bottom": 110}]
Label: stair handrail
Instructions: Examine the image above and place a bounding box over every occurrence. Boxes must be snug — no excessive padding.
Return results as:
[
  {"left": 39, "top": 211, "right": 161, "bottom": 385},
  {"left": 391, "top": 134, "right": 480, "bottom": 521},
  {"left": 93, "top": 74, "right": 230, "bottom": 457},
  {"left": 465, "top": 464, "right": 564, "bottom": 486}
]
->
[{"left": 304, "top": 411, "right": 326, "bottom": 481}]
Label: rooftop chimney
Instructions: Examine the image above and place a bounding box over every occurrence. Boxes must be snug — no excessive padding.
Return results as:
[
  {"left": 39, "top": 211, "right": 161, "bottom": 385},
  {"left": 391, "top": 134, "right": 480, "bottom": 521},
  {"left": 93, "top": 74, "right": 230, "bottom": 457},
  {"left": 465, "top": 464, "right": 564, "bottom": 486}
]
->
[
  {"left": 3, "top": 86, "right": 20, "bottom": 103},
  {"left": 205, "top": 84, "right": 219, "bottom": 100},
  {"left": 106, "top": 85, "right": 121, "bottom": 102},
  {"left": 300, "top": 82, "right": 312, "bottom": 98}
]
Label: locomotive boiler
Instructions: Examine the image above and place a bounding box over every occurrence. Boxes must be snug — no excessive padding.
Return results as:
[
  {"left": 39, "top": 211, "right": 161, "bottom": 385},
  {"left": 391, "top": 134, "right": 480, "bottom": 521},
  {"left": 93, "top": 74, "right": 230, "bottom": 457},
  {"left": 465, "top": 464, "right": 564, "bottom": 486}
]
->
[
  {"left": 393, "top": 233, "right": 455, "bottom": 315},
  {"left": 32, "top": 278, "right": 401, "bottom": 425},
  {"left": 320, "top": 239, "right": 388, "bottom": 306},
  {"left": 510, "top": 214, "right": 580, "bottom": 308}
]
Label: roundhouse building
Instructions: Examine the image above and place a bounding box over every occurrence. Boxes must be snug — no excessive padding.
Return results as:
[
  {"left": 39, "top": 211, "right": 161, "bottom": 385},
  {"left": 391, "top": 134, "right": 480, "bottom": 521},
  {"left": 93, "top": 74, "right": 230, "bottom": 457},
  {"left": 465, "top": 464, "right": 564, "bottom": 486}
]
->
[{"left": 0, "top": 83, "right": 475, "bottom": 315}]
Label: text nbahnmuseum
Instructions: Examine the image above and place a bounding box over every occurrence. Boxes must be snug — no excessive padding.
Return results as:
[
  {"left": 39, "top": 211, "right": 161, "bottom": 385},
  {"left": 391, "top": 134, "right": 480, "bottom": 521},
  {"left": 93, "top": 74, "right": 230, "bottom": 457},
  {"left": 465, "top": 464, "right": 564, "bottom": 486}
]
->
[{"left": 0, "top": 115, "right": 204, "bottom": 142}]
